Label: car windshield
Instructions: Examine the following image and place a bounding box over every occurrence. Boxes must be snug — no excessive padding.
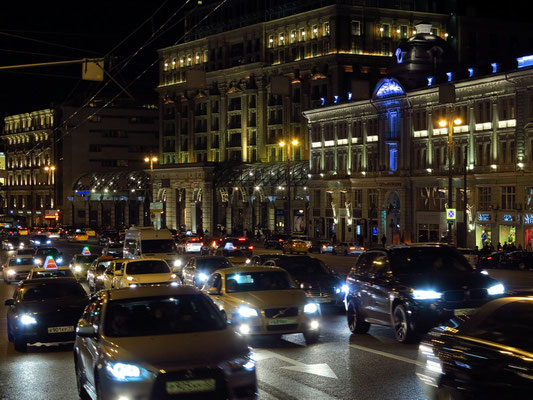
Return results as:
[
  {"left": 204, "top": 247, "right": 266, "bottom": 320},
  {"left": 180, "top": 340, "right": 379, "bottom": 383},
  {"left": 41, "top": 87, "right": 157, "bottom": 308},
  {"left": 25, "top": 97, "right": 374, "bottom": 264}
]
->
[
  {"left": 125, "top": 260, "right": 170, "bottom": 275},
  {"left": 32, "top": 270, "right": 75, "bottom": 279},
  {"left": 113, "top": 262, "right": 124, "bottom": 272},
  {"left": 17, "top": 250, "right": 35, "bottom": 255},
  {"left": 390, "top": 247, "right": 473, "bottom": 274},
  {"left": 104, "top": 294, "right": 225, "bottom": 337},
  {"left": 22, "top": 282, "right": 86, "bottom": 301},
  {"left": 197, "top": 258, "right": 232, "bottom": 271},
  {"left": 75, "top": 255, "right": 98, "bottom": 264},
  {"left": 277, "top": 258, "right": 331, "bottom": 276},
  {"left": 141, "top": 239, "right": 177, "bottom": 253},
  {"left": 225, "top": 271, "right": 295, "bottom": 292},
  {"left": 36, "top": 249, "right": 60, "bottom": 257},
  {"left": 9, "top": 258, "right": 34, "bottom": 266}
]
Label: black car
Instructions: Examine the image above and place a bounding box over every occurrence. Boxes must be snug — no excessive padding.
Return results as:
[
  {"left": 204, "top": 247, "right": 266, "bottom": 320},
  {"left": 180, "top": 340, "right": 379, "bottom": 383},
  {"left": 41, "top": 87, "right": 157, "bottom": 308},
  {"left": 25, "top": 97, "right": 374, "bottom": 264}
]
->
[
  {"left": 345, "top": 245, "right": 505, "bottom": 343},
  {"left": 263, "top": 255, "right": 346, "bottom": 308},
  {"left": 1, "top": 236, "right": 23, "bottom": 251},
  {"left": 217, "top": 237, "right": 253, "bottom": 257},
  {"left": 5, "top": 278, "right": 89, "bottom": 352},
  {"left": 417, "top": 297, "right": 533, "bottom": 399},
  {"left": 499, "top": 251, "right": 533, "bottom": 270},
  {"left": 34, "top": 247, "right": 64, "bottom": 266},
  {"left": 181, "top": 256, "right": 233, "bottom": 287},
  {"left": 249, "top": 254, "right": 285, "bottom": 266},
  {"left": 477, "top": 251, "right": 506, "bottom": 269},
  {"left": 30, "top": 234, "right": 52, "bottom": 247},
  {"left": 98, "top": 230, "right": 120, "bottom": 246},
  {"left": 263, "top": 234, "right": 290, "bottom": 249}
]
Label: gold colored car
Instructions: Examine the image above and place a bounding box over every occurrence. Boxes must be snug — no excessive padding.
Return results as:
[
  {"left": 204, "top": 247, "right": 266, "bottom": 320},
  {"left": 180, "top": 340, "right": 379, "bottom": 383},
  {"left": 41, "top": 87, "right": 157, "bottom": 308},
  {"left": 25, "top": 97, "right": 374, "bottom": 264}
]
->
[
  {"left": 203, "top": 266, "right": 321, "bottom": 344},
  {"left": 282, "top": 239, "right": 309, "bottom": 254}
]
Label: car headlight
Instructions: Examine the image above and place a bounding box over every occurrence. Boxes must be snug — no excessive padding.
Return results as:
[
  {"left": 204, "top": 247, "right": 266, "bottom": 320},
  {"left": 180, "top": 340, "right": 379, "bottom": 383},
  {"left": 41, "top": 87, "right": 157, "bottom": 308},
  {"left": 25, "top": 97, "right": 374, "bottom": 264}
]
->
[
  {"left": 173, "top": 259, "right": 182, "bottom": 267},
  {"left": 226, "top": 353, "right": 255, "bottom": 372},
  {"left": 304, "top": 303, "right": 319, "bottom": 314},
  {"left": 335, "top": 284, "right": 349, "bottom": 294},
  {"left": 6, "top": 269, "right": 16, "bottom": 276},
  {"left": 412, "top": 289, "right": 442, "bottom": 300},
  {"left": 46, "top": 240, "right": 51, "bottom": 244},
  {"left": 197, "top": 273, "right": 208, "bottom": 282},
  {"left": 34, "top": 240, "right": 40, "bottom": 245},
  {"left": 56, "top": 257, "right": 63, "bottom": 264},
  {"left": 20, "top": 314, "right": 37, "bottom": 325},
  {"left": 245, "top": 259, "right": 251, "bottom": 264},
  {"left": 170, "top": 274, "right": 177, "bottom": 279},
  {"left": 127, "top": 276, "right": 136, "bottom": 281},
  {"left": 238, "top": 306, "right": 258, "bottom": 318},
  {"left": 19, "top": 243, "right": 25, "bottom": 248},
  {"left": 97, "top": 274, "right": 104, "bottom": 280},
  {"left": 34, "top": 258, "right": 42, "bottom": 265},
  {"left": 106, "top": 362, "right": 151, "bottom": 381},
  {"left": 480, "top": 270, "right": 489, "bottom": 275},
  {"left": 74, "top": 265, "right": 82, "bottom": 272},
  {"left": 487, "top": 283, "right": 504, "bottom": 295}
]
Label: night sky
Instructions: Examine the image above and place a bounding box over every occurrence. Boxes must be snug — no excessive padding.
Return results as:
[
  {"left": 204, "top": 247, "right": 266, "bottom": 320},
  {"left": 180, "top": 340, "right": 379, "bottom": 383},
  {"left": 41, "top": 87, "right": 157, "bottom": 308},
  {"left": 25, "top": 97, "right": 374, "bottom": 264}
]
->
[{"left": 0, "top": 1, "right": 186, "bottom": 116}]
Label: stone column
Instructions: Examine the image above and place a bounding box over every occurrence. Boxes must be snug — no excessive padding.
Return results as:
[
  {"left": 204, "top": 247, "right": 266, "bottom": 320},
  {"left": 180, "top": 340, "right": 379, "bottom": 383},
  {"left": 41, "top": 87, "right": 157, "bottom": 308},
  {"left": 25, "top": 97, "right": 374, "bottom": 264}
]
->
[
  {"left": 202, "top": 184, "right": 213, "bottom": 234},
  {"left": 185, "top": 187, "right": 193, "bottom": 231},
  {"left": 84, "top": 201, "right": 90, "bottom": 227},
  {"left": 138, "top": 201, "right": 144, "bottom": 226},
  {"left": 165, "top": 187, "right": 176, "bottom": 229},
  {"left": 97, "top": 202, "right": 102, "bottom": 227}
]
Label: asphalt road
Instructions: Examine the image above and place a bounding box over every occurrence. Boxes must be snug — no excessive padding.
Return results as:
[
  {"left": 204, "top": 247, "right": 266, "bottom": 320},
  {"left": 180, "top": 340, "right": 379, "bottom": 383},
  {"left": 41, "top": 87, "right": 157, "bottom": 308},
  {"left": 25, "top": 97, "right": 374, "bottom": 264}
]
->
[{"left": 1, "top": 240, "right": 532, "bottom": 400}]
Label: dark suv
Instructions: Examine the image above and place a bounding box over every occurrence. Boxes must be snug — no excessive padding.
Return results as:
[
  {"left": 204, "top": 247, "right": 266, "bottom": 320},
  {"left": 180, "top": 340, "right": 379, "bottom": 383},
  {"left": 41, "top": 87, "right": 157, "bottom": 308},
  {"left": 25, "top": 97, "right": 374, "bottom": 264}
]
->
[{"left": 344, "top": 245, "right": 505, "bottom": 343}]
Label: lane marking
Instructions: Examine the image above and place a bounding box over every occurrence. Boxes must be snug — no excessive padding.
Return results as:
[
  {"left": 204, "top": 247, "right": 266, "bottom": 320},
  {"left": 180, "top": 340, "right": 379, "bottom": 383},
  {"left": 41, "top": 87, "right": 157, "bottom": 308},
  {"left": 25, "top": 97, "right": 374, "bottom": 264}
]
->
[
  {"left": 257, "top": 371, "right": 342, "bottom": 400},
  {"left": 255, "top": 349, "right": 338, "bottom": 379},
  {"left": 349, "top": 344, "right": 422, "bottom": 366}
]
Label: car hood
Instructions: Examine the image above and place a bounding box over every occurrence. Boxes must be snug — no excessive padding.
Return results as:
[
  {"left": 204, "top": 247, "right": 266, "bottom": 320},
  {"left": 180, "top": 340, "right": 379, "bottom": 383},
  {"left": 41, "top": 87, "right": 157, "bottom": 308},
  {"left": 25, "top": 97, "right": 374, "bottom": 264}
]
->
[
  {"left": 6, "top": 265, "right": 34, "bottom": 271},
  {"left": 18, "top": 296, "right": 88, "bottom": 314},
  {"left": 102, "top": 327, "right": 248, "bottom": 370},
  {"left": 126, "top": 273, "right": 174, "bottom": 283},
  {"left": 227, "top": 289, "right": 309, "bottom": 309},
  {"left": 398, "top": 272, "right": 497, "bottom": 291}
]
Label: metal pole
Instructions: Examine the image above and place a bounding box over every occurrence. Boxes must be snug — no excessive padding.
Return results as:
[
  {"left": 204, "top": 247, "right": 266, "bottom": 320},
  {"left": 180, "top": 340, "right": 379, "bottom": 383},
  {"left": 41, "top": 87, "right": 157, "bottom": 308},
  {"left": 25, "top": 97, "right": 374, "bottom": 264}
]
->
[
  {"left": 447, "top": 116, "right": 453, "bottom": 244},
  {"left": 463, "top": 145, "right": 468, "bottom": 247},
  {"left": 287, "top": 144, "right": 292, "bottom": 234}
]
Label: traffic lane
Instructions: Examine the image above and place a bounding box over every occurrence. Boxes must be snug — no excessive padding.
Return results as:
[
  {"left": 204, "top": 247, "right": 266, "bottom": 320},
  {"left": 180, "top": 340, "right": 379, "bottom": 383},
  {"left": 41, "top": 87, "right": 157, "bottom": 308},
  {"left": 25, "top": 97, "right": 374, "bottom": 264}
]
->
[
  {"left": 250, "top": 307, "right": 424, "bottom": 400},
  {"left": 484, "top": 268, "right": 533, "bottom": 293}
]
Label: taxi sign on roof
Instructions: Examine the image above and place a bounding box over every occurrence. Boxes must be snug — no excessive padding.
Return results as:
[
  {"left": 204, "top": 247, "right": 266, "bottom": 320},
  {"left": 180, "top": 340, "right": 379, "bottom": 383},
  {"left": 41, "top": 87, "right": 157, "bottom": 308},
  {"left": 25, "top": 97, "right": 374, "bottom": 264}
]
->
[
  {"left": 82, "top": 247, "right": 91, "bottom": 255},
  {"left": 43, "top": 256, "right": 58, "bottom": 270}
]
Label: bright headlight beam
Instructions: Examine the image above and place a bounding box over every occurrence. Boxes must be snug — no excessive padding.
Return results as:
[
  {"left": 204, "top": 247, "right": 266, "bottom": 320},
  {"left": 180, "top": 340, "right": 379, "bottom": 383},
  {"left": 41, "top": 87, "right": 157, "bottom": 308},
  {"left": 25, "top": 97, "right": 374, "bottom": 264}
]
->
[
  {"left": 487, "top": 283, "right": 504, "bottom": 295},
  {"left": 106, "top": 363, "right": 141, "bottom": 380},
  {"left": 304, "top": 303, "right": 319, "bottom": 314},
  {"left": 20, "top": 314, "right": 37, "bottom": 325},
  {"left": 412, "top": 289, "right": 442, "bottom": 300},
  {"left": 238, "top": 306, "right": 258, "bottom": 318},
  {"left": 197, "top": 273, "right": 208, "bottom": 281}
]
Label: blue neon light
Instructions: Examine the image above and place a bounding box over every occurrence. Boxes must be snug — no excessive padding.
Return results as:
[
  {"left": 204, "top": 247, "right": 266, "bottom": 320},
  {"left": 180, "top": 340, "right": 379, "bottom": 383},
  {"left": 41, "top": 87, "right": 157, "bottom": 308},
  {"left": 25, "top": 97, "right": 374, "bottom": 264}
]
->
[
  {"left": 517, "top": 55, "right": 533, "bottom": 68},
  {"left": 320, "top": 97, "right": 325, "bottom": 106},
  {"left": 468, "top": 68, "right": 474, "bottom": 77},
  {"left": 347, "top": 92, "right": 352, "bottom": 100},
  {"left": 491, "top": 63, "right": 498, "bottom": 73},
  {"left": 446, "top": 72, "right": 453, "bottom": 82},
  {"left": 334, "top": 95, "right": 339, "bottom": 103},
  {"left": 375, "top": 78, "right": 405, "bottom": 99},
  {"left": 395, "top": 48, "right": 404, "bottom": 64},
  {"left": 427, "top": 76, "right": 434, "bottom": 86}
]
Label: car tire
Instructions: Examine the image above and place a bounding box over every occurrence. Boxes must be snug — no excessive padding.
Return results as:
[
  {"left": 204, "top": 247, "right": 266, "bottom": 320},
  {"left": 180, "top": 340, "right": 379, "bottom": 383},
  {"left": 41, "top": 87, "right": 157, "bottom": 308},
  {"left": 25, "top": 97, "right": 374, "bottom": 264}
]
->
[
  {"left": 346, "top": 300, "right": 370, "bottom": 333},
  {"left": 303, "top": 330, "right": 320, "bottom": 345},
  {"left": 392, "top": 304, "right": 416, "bottom": 344},
  {"left": 14, "top": 336, "right": 27, "bottom": 352}
]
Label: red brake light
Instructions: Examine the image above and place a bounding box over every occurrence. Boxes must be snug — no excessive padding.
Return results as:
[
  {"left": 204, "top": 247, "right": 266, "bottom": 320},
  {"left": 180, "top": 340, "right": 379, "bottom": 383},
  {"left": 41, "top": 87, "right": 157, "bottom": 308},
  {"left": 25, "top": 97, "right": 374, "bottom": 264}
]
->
[
  {"left": 349, "top": 247, "right": 356, "bottom": 250},
  {"left": 487, "top": 256, "right": 492, "bottom": 260},
  {"left": 322, "top": 245, "right": 326, "bottom": 249},
  {"left": 238, "top": 238, "right": 246, "bottom": 241},
  {"left": 248, "top": 246, "right": 254, "bottom": 250},
  {"left": 279, "top": 239, "right": 284, "bottom": 242},
  {"left": 200, "top": 242, "right": 204, "bottom": 247}
]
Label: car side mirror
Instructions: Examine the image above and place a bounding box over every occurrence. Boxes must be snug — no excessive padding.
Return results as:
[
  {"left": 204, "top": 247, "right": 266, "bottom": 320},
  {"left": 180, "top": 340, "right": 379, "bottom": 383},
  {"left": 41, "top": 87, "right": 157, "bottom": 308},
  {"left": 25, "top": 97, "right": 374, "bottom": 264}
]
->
[
  {"left": 4, "top": 299, "right": 14, "bottom": 306},
  {"left": 76, "top": 319, "right": 97, "bottom": 338},
  {"left": 207, "top": 286, "right": 221, "bottom": 296}
]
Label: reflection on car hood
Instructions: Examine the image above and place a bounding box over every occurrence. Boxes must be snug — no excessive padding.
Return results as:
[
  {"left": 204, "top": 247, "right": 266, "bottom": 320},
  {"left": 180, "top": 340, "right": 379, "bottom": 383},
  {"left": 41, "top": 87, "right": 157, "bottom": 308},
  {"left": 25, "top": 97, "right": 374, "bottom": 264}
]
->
[
  {"left": 399, "top": 272, "right": 496, "bottom": 291},
  {"left": 290, "top": 274, "right": 340, "bottom": 287},
  {"left": 103, "top": 327, "right": 248, "bottom": 370},
  {"left": 18, "top": 296, "right": 88, "bottom": 314},
  {"left": 126, "top": 273, "right": 173, "bottom": 282},
  {"left": 228, "top": 289, "right": 309, "bottom": 309}
]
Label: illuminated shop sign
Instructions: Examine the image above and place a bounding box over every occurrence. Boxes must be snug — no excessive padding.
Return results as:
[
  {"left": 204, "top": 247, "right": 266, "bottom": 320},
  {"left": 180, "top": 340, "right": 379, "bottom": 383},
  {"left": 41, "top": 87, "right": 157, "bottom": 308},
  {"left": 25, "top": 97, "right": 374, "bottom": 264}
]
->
[
  {"left": 503, "top": 215, "right": 514, "bottom": 222},
  {"left": 478, "top": 214, "right": 490, "bottom": 222},
  {"left": 524, "top": 214, "right": 533, "bottom": 224}
]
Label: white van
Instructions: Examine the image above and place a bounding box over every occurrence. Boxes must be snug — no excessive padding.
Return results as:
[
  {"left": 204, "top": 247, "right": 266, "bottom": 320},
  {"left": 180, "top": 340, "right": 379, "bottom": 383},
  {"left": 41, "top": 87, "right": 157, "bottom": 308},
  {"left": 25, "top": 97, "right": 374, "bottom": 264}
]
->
[{"left": 123, "top": 227, "right": 181, "bottom": 270}]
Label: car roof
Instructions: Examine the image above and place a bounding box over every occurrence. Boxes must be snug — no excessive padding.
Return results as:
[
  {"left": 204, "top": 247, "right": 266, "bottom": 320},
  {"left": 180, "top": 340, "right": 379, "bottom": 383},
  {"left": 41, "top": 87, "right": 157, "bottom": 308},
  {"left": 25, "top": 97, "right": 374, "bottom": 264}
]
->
[
  {"left": 20, "top": 277, "right": 80, "bottom": 285},
  {"left": 217, "top": 265, "right": 285, "bottom": 274},
  {"left": 124, "top": 257, "right": 168, "bottom": 262},
  {"left": 32, "top": 266, "right": 70, "bottom": 272},
  {"left": 107, "top": 285, "right": 201, "bottom": 301}
]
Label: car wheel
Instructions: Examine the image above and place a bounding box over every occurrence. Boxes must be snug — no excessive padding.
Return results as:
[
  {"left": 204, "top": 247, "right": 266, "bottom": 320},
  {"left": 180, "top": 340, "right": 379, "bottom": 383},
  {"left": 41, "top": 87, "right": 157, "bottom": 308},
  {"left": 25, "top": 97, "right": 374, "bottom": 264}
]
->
[
  {"left": 14, "top": 336, "right": 27, "bottom": 352},
  {"left": 303, "top": 330, "right": 320, "bottom": 345},
  {"left": 392, "top": 304, "right": 416, "bottom": 344},
  {"left": 346, "top": 300, "right": 370, "bottom": 334}
]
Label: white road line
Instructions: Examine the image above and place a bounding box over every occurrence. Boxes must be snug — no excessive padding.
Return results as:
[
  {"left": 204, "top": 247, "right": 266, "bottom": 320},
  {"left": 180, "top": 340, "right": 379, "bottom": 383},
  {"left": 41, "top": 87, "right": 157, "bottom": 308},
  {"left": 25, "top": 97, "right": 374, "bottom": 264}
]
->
[
  {"left": 349, "top": 344, "right": 422, "bottom": 366},
  {"left": 257, "top": 373, "right": 342, "bottom": 400}
]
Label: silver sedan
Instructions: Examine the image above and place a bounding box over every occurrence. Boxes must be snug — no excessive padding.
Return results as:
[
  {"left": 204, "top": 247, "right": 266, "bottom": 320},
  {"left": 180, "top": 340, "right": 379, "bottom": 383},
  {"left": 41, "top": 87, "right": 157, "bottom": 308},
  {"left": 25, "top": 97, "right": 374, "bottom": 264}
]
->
[{"left": 74, "top": 285, "right": 257, "bottom": 400}]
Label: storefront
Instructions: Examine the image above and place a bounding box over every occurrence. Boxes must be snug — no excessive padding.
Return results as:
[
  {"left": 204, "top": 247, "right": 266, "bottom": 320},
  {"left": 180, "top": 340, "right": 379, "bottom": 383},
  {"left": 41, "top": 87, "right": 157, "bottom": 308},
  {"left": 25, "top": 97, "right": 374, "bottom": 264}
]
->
[
  {"left": 498, "top": 213, "right": 517, "bottom": 246},
  {"left": 524, "top": 213, "right": 533, "bottom": 250},
  {"left": 475, "top": 212, "right": 493, "bottom": 248}
]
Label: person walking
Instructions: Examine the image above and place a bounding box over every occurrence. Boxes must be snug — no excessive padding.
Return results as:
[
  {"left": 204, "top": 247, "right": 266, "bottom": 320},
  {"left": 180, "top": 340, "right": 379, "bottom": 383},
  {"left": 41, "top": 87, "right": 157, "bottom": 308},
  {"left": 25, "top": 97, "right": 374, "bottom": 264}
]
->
[{"left": 381, "top": 235, "right": 387, "bottom": 247}]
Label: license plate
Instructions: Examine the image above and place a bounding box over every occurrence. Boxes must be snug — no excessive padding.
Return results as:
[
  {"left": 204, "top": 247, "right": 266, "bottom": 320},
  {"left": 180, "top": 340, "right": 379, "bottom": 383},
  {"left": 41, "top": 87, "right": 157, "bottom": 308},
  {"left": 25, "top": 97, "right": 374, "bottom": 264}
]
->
[
  {"left": 47, "top": 325, "right": 75, "bottom": 333},
  {"left": 166, "top": 379, "right": 216, "bottom": 394},
  {"left": 453, "top": 308, "right": 477, "bottom": 316},
  {"left": 268, "top": 317, "right": 298, "bottom": 326}
]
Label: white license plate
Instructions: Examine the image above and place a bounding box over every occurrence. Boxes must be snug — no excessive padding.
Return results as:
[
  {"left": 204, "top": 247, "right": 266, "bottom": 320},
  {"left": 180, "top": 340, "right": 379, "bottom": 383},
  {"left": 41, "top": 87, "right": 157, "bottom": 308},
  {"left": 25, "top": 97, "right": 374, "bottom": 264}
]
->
[
  {"left": 268, "top": 317, "right": 298, "bottom": 326},
  {"left": 453, "top": 308, "right": 477, "bottom": 316},
  {"left": 47, "top": 325, "right": 75, "bottom": 333},
  {"left": 166, "top": 379, "right": 216, "bottom": 394}
]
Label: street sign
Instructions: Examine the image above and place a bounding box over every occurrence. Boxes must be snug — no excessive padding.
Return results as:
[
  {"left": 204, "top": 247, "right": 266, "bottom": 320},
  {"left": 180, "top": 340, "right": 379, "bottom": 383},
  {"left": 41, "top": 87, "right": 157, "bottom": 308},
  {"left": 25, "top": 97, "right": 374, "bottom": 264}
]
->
[
  {"left": 43, "top": 256, "right": 58, "bottom": 270},
  {"left": 446, "top": 208, "right": 457, "bottom": 221}
]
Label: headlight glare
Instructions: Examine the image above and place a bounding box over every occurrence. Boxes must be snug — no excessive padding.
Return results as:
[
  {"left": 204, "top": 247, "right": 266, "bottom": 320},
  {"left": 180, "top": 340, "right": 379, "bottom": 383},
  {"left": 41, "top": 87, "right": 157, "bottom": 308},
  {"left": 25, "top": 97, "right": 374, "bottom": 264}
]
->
[
  {"left": 304, "top": 303, "right": 319, "bottom": 314},
  {"left": 227, "top": 353, "right": 255, "bottom": 372},
  {"left": 74, "top": 265, "right": 82, "bottom": 272},
  {"left": 238, "top": 306, "right": 258, "bottom": 318},
  {"left": 7, "top": 269, "right": 16, "bottom": 276},
  {"left": 487, "top": 283, "right": 504, "bottom": 295},
  {"left": 20, "top": 314, "right": 37, "bottom": 325},
  {"left": 173, "top": 259, "right": 182, "bottom": 267},
  {"left": 412, "top": 289, "right": 442, "bottom": 300},
  {"left": 106, "top": 362, "right": 149, "bottom": 381},
  {"left": 197, "top": 273, "right": 208, "bottom": 281},
  {"left": 56, "top": 257, "right": 63, "bottom": 263}
]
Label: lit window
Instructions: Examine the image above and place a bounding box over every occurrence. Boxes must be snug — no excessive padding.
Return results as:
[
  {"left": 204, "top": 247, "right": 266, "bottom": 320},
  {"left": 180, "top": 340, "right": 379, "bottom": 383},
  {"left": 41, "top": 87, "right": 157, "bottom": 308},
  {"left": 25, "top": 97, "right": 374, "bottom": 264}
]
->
[
  {"left": 299, "top": 28, "right": 306, "bottom": 41},
  {"left": 351, "top": 20, "right": 361, "bottom": 36},
  {"left": 268, "top": 35, "right": 274, "bottom": 48},
  {"left": 290, "top": 30, "right": 296, "bottom": 44},
  {"left": 323, "top": 22, "right": 330, "bottom": 36},
  {"left": 381, "top": 24, "right": 390, "bottom": 38},
  {"left": 400, "top": 25, "right": 408, "bottom": 38},
  {"left": 279, "top": 32, "right": 285, "bottom": 46},
  {"left": 172, "top": 58, "right": 177, "bottom": 69},
  {"left": 312, "top": 25, "right": 318, "bottom": 39}
]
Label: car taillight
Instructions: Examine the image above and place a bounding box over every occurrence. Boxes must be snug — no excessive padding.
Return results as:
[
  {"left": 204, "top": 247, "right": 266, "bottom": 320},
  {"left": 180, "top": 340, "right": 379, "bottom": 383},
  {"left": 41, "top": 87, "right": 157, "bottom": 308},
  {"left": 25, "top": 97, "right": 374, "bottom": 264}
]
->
[
  {"left": 200, "top": 242, "right": 204, "bottom": 247},
  {"left": 487, "top": 256, "right": 492, "bottom": 260},
  {"left": 238, "top": 238, "right": 246, "bottom": 241},
  {"left": 292, "top": 244, "right": 296, "bottom": 247},
  {"left": 349, "top": 247, "right": 355, "bottom": 250},
  {"left": 279, "top": 239, "right": 284, "bottom": 242},
  {"left": 211, "top": 241, "right": 217, "bottom": 248},
  {"left": 322, "top": 245, "right": 326, "bottom": 249}
]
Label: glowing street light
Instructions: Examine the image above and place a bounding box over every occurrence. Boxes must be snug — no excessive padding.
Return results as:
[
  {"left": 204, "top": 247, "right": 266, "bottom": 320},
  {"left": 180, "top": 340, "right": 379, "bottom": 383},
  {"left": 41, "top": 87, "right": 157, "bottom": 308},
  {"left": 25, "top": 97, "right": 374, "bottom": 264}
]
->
[
  {"left": 144, "top": 155, "right": 158, "bottom": 171},
  {"left": 279, "top": 138, "right": 300, "bottom": 234}
]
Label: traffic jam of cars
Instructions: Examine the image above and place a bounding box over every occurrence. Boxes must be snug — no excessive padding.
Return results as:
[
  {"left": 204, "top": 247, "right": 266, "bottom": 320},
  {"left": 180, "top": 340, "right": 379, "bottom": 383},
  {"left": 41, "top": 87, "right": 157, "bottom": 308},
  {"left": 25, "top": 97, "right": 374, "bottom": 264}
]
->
[{"left": 1, "top": 225, "right": 533, "bottom": 398}]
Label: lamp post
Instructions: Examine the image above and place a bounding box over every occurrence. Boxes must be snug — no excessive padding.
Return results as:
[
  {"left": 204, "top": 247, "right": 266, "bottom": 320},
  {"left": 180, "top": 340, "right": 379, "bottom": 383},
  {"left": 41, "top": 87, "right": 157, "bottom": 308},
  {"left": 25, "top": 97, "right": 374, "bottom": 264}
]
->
[
  {"left": 144, "top": 155, "right": 158, "bottom": 171},
  {"left": 43, "top": 165, "right": 56, "bottom": 226},
  {"left": 438, "top": 117, "right": 462, "bottom": 244},
  {"left": 279, "top": 139, "right": 299, "bottom": 234}
]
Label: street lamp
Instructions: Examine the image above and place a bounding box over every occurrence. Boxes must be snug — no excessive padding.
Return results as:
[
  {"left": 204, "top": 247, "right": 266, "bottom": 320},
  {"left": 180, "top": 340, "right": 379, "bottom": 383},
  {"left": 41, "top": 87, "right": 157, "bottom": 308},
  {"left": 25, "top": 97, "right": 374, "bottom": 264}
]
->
[
  {"left": 43, "top": 165, "right": 56, "bottom": 225},
  {"left": 279, "top": 139, "right": 299, "bottom": 234},
  {"left": 144, "top": 155, "right": 158, "bottom": 171},
  {"left": 439, "top": 117, "right": 463, "bottom": 244}
]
